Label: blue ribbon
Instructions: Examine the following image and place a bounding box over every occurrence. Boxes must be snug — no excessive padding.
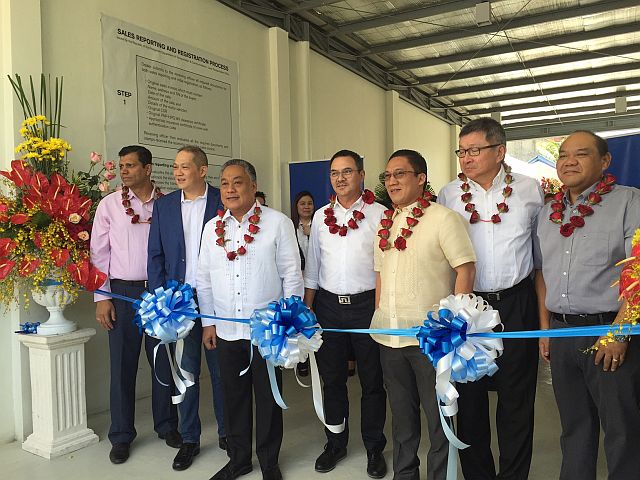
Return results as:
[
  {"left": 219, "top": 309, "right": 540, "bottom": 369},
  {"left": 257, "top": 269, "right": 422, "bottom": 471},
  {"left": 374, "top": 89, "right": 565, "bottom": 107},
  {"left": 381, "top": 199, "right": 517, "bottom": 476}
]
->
[{"left": 17, "top": 322, "right": 41, "bottom": 334}]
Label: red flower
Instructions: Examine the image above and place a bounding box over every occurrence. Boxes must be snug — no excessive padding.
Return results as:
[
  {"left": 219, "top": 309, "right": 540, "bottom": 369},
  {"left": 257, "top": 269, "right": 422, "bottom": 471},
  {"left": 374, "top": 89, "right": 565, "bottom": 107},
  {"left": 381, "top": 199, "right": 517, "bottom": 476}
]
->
[
  {"left": 551, "top": 202, "right": 564, "bottom": 213},
  {"left": 248, "top": 214, "right": 260, "bottom": 224},
  {"left": 227, "top": 252, "right": 237, "bottom": 261},
  {"left": 216, "top": 237, "right": 225, "bottom": 247},
  {"left": 329, "top": 224, "right": 340, "bottom": 235},
  {"left": 378, "top": 228, "right": 390, "bottom": 239},
  {"left": 18, "top": 258, "right": 41, "bottom": 277},
  {"left": 324, "top": 208, "right": 334, "bottom": 216},
  {"left": 67, "top": 259, "right": 107, "bottom": 291},
  {"left": 461, "top": 192, "right": 472, "bottom": 203},
  {"left": 51, "top": 248, "right": 70, "bottom": 268},
  {"left": 33, "top": 232, "right": 43, "bottom": 248},
  {"left": 0, "top": 238, "right": 16, "bottom": 257},
  {"left": 0, "top": 160, "right": 33, "bottom": 187},
  {"left": 131, "top": 215, "right": 140, "bottom": 224},
  {"left": 122, "top": 199, "right": 131, "bottom": 208},
  {"left": 347, "top": 218, "right": 359, "bottom": 229},
  {"left": 0, "top": 258, "right": 15, "bottom": 280},
  {"left": 412, "top": 207, "right": 424, "bottom": 218},
  {"left": 596, "top": 184, "right": 612, "bottom": 195},
  {"left": 503, "top": 186, "right": 513, "bottom": 197},
  {"left": 254, "top": 206, "right": 262, "bottom": 215},
  {"left": 380, "top": 218, "right": 393, "bottom": 228},
  {"left": 379, "top": 238, "right": 389, "bottom": 250},
  {"left": 570, "top": 216, "right": 585, "bottom": 228},
  {"left": 215, "top": 227, "right": 225, "bottom": 237},
  {"left": 587, "top": 192, "right": 602, "bottom": 204},
  {"left": 470, "top": 211, "right": 480, "bottom": 224},
  {"left": 125, "top": 207, "right": 134, "bottom": 215},
  {"left": 248, "top": 224, "right": 260, "bottom": 234},
  {"left": 0, "top": 203, "right": 8, "bottom": 223},
  {"left": 244, "top": 234, "right": 254, "bottom": 243},
  {"left": 362, "top": 190, "right": 375, "bottom": 204},
  {"left": 549, "top": 211, "right": 563, "bottom": 224},
  {"left": 504, "top": 174, "right": 513, "bottom": 184},
  {"left": 237, "top": 246, "right": 247, "bottom": 256},
  {"left": 338, "top": 226, "right": 348, "bottom": 236},
  {"left": 457, "top": 173, "right": 466, "bottom": 181},
  {"left": 217, "top": 209, "right": 225, "bottom": 217},
  {"left": 406, "top": 217, "right": 419, "bottom": 227},
  {"left": 10, "top": 213, "right": 30, "bottom": 225},
  {"left": 559, "top": 223, "right": 575, "bottom": 237},
  {"left": 384, "top": 209, "right": 395, "bottom": 217},
  {"left": 603, "top": 173, "right": 616, "bottom": 185},
  {"left": 417, "top": 197, "right": 430, "bottom": 208},
  {"left": 461, "top": 183, "right": 470, "bottom": 192},
  {"left": 394, "top": 237, "right": 407, "bottom": 250},
  {"left": 491, "top": 214, "right": 501, "bottom": 224},
  {"left": 400, "top": 228, "right": 413, "bottom": 237},
  {"left": 216, "top": 220, "right": 224, "bottom": 228},
  {"left": 553, "top": 192, "right": 564, "bottom": 202},
  {"left": 577, "top": 204, "right": 594, "bottom": 216},
  {"left": 465, "top": 203, "right": 475, "bottom": 213},
  {"left": 353, "top": 210, "right": 365, "bottom": 221},
  {"left": 497, "top": 202, "right": 509, "bottom": 213},
  {"left": 324, "top": 216, "right": 337, "bottom": 226}
]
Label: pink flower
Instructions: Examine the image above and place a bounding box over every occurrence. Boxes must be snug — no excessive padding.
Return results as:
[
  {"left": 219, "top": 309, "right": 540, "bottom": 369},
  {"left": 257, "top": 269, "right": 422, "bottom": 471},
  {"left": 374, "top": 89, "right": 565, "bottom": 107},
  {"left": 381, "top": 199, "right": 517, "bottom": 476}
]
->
[
  {"left": 98, "top": 180, "right": 110, "bottom": 192},
  {"left": 77, "top": 231, "right": 90, "bottom": 241},
  {"left": 104, "top": 161, "right": 115, "bottom": 171},
  {"left": 90, "top": 152, "right": 102, "bottom": 164},
  {"left": 104, "top": 172, "right": 116, "bottom": 181},
  {"left": 68, "top": 213, "right": 81, "bottom": 224}
]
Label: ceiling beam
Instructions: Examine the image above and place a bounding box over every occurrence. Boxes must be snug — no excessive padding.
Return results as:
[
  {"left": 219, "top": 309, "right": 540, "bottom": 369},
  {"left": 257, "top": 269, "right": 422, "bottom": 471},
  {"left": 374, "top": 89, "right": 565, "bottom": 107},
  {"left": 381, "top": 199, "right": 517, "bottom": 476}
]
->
[
  {"left": 362, "top": 0, "right": 638, "bottom": 55},
  {"left": 287, "top": 0, "right": 344, "bottom": 13},
  {"left": 409, "top": 44, "right": 640, "bottom": 82},
  {"left": 327, "top": 0, "right": 479, "bottom": 36},
  {"left": 431, "top": 62, "right": 640, "bottom": 96},
  {"left": 501, "top": 100, "right": 640, "bottom": 121},
  {"left": 379, "top": 22, "right": 640, "bottom": 69},
  {"left": 466, "top": 88, "right": 640, "bottom": 116},
  {"left": 504, "top": 112, "right": 640, "bottom": 140},
  {"left": 452, "top": 77, "right": 640, "bottom": 107}
]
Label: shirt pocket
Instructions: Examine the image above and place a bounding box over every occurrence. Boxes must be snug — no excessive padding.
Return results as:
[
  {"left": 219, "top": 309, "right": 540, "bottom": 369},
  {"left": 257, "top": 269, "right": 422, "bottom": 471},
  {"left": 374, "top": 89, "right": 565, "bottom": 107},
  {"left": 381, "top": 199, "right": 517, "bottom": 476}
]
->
[{"left": 574, "top": 231, "right": 610, "bottom": 267}]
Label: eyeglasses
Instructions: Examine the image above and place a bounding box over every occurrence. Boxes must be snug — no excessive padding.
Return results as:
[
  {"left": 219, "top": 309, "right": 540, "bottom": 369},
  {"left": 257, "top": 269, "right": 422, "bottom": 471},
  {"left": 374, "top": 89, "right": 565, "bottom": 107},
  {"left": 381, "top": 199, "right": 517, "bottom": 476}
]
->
[
  {"left": 329, "top": 168, "right": 360, "bottom": 179},
  {"left": 454, "top": 144, "right": 502, "bottom": 158},
  {"left": 379, "top": 170, "right": 419, "bottom": 183}
]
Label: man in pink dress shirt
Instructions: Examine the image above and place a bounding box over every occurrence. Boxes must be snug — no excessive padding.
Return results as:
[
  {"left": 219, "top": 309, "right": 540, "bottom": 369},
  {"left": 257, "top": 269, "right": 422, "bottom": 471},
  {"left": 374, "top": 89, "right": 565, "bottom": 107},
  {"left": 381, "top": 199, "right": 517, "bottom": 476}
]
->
[{"left": 90, "top": 145, "right": 180, "bottom": 464}]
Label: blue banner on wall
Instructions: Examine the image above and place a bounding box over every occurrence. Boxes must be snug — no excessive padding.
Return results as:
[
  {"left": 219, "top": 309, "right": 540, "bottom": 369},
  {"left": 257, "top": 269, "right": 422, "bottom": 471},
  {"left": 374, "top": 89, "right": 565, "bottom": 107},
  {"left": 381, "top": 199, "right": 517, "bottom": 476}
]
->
[
  {"left": 289, "top": 161, "right": 333, "bottom": 215},
  {"left": 606, "top": 134, "right": 640, "bottom": 188}
]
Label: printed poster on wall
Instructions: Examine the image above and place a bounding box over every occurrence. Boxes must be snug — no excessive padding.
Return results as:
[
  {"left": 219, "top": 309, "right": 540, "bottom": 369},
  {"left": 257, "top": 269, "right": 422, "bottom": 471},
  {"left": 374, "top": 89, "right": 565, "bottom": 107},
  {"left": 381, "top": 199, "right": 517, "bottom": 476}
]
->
[{"left": 100, "top": 15, "right": 239, "bottom": 190}]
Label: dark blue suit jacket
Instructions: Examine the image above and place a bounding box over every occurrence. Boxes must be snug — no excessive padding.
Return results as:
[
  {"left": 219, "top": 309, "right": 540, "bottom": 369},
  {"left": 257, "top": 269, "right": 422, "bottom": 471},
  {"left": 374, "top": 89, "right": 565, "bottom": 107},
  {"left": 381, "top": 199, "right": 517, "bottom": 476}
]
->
[{"left": 147, "top": 184, "right": 222, "bottom": 291}]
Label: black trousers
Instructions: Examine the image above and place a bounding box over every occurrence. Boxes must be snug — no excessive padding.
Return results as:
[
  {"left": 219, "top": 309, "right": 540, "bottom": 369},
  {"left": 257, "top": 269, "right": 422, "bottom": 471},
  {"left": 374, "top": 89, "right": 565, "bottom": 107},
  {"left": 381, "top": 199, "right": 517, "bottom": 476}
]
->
[
  {"left": 457, "top": 280, "right": 539, "bottom": 480},
  {"left": 217, "top": 338, "right": 283, "bottom": 472},
  {"left": 550, "top": 318, "right": 640, "bottom": 480},
  {"left": 314, "top": 288, "right": 387, "bottom": 452},
  {"left": 380, "top": 345, "right": 448, "bottom": 480},
  {"left": 107, "top": 282, "right": 178, "bottom": 444}
]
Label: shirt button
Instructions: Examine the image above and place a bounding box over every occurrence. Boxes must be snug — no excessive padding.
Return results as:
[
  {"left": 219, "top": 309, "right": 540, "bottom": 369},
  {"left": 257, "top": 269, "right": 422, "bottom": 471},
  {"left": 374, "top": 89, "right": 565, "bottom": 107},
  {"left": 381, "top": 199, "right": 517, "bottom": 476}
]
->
[
  {"left": 561, "top": 294, "right": 566, "bottom": 298},
  {"left": 236, "top": 275, "right": 239, "bottom": 278},
  {"left": 237, "top": 292, "right": 240, "bottom": 295},
  {"left": 565, "top": 251, "right": 570, "bottom": 254},
  {"left": 563, "top": 272, "right": 567, "bottom": 276},
  {"left": 237, "top": 309, "right": 241, "bottom": 312}
]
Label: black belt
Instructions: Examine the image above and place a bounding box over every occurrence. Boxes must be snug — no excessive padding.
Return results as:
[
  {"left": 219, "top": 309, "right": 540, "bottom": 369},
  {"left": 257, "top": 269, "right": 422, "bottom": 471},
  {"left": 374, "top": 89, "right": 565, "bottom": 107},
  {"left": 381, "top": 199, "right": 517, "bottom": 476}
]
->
[
  {"left": 111, "top": 278, "right": 148, "bottom": 288},
  {"left": 319, "top": 288, "right": 374, "bottom": 305},
  {"left": 474, "top": 276, "right": 531, "bottom": 303},
  {"left": 551, "top": 311, "right": 618, "bottom": 326}
]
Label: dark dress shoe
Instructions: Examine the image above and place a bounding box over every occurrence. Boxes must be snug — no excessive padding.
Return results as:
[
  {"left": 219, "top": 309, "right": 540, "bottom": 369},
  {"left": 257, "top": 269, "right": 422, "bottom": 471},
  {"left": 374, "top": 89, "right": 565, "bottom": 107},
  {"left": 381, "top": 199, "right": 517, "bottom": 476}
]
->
[
  {"left": 219, "top": 436, "right": 228, "bottom": 451},
  {"left": 262, "top": 465, "right": 283, "bottom": 480},
  {"left": 209, "top": 461, "right": 253, "bottom": 480},
  {"left": 314, "top": 444, "right": 347, "bottom": 473},
  {"left": 366, "top": 451, "right": 387, "bottom": 479},
  {"left": 172, "top": 443, "right": 200, "bottom": 471},
  {"left": 109, "top": 443, "right": 130, "bottom": 464},
  {"left": 159, "top": 429, "right": 183, "bottom": 448}
]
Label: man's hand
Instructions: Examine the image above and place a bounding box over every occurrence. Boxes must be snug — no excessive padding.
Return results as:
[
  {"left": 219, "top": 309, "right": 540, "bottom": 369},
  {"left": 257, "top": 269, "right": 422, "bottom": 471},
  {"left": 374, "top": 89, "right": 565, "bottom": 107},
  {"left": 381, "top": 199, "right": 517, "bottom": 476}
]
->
[
  {"left": 203, "top": 325, "right": 217, "bottom": 350},
  {"left": 593, "top": 336, "right": 628, "bottom": 372},
  {"left": 539, "top": 338, "right": 550, "bottom": 363},
  {"left": 96, "top": 300, "right": 116, "bottom": 330}
]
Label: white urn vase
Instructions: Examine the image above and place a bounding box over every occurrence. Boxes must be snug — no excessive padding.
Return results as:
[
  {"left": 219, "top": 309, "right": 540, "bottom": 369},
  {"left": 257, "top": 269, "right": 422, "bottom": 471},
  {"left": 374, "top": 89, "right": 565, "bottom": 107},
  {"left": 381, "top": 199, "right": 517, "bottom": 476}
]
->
[{"left": 31, "top": 282, "right": 76, "bottom": 335}]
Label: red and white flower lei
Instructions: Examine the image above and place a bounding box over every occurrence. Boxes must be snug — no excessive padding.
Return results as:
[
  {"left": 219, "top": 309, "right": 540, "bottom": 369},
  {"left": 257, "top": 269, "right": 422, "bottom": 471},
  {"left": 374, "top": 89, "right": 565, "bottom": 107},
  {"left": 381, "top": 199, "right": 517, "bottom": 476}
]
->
[
  {"left": 121, "top": 183, "right": 163, "bottom": 224},
  {"left": 377, "top": 192, "right": 433, "bottom": 251},
  {"left": 458, "top": 164, "right": 513, "bottom": 224},
  {"left": 215, "top": 205, "right": 261, "bottom": 261},
  {"left": 323, "top": 189, "right": 376, "bottom": 236},
  {"left": 549, "top": 173, "right": 615, "bottom": 238}
]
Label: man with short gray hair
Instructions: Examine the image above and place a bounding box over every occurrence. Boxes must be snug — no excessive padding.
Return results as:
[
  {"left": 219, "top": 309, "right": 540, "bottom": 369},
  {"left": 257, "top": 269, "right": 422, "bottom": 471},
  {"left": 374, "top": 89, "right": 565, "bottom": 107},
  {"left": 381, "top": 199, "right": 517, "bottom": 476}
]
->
[{"left": 197, "top": 159, "right": 304, "bottom": 480}]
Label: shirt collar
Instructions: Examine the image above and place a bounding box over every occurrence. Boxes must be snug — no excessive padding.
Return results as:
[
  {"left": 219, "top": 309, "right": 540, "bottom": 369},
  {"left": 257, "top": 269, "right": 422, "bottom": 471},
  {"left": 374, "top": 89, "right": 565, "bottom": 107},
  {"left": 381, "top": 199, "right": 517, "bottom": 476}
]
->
[
  {"left": 123, "top": 184, "right": 157, "bottom": 203},
  {"left": 563, "top": 179, "right": 606, "bottom": 205},
  {"left": 180, "top": 186, "right": 208, "bottom": 203},
  {"left": 466, "top": 164, "right": 507, "bottom": 191},
  {"left": 334, "top": 193, "right": 364, "bottom": 212},
  {"left": 221, "top": 200, "right": 260, "bottom": 223}
]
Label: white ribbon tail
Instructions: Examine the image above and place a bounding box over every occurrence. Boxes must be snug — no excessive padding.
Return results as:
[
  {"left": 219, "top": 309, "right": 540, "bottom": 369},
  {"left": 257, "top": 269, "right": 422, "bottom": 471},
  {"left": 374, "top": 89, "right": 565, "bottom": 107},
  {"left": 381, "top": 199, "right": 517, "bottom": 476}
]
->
[
  {"left": 309, "top": 352, "right": 345, "bottom": 433},
  {"left": 267, "top": 361, "right": 288, "bottom": 409}
]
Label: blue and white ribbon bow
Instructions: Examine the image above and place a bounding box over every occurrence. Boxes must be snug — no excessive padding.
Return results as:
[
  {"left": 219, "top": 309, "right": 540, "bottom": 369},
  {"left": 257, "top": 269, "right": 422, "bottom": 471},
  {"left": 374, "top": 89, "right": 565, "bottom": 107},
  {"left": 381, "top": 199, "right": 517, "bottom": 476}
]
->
[
  {"left": 18, "top": 322, "right": 41, "bottom": 334},
  {"left": 134, "top": 280, "right": 197, "bottom": 404},
  {"left": 419, "top": 294, "right": 503, "bottom": 480},
  {"left": 249, "top": 296, "right": 344, "bottom": 433}
]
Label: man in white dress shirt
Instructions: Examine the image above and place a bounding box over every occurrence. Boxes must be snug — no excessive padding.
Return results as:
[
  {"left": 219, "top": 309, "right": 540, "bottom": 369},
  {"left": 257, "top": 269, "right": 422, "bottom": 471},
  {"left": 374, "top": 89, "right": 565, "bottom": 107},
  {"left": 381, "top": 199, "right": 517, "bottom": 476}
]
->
[
  {"left": 197, "top": 159, "right": 303, "bottom": 480},
  {"left": 438, "top": 118, "right": 543, "bottom": 480},
  {"left": 304, "top": 150, "right": 387, "bottom": 478}
]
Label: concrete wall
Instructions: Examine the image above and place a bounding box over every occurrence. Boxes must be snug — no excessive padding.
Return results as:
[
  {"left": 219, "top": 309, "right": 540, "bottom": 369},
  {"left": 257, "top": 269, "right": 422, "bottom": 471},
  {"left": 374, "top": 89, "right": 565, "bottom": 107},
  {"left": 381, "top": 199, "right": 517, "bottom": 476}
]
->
[{"left": 0, "top": 0, "right": 457, "bottom": 443}]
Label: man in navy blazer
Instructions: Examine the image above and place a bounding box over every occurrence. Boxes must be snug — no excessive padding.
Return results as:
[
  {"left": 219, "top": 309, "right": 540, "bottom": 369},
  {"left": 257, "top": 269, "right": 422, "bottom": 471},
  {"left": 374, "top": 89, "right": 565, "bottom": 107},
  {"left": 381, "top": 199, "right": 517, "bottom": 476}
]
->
[{"left": 148, "top": 145, "right": 226, "bottom": 471}]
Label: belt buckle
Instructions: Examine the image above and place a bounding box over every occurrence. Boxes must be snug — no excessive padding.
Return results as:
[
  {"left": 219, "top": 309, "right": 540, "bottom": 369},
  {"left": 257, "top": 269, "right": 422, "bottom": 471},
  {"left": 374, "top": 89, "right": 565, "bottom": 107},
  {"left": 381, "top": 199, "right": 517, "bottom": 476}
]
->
[
  {"left": 338, "top": 295, "right": 351, "bottom": 305},
  {"left": 487, "top": 291, "right": 501, "bottom": 302}
]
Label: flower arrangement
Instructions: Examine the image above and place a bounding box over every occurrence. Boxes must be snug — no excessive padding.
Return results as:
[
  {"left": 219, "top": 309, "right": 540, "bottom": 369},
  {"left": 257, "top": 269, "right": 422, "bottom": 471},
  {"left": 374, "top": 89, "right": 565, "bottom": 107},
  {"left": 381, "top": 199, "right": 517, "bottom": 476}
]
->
[
  {"left": 0, "top": 74, "right": 106, "bottom": 307},
  {"left": 540, "top": 177, "right": 562, "bottom": 202},
  {"left": 617, "top": 228, "right": 640, "bottom": 324}
]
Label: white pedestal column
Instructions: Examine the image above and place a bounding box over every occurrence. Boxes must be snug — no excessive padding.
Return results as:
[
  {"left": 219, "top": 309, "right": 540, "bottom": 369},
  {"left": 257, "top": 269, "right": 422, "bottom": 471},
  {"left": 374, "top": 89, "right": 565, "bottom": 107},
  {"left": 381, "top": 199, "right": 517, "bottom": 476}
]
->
[{"left": 16, "top": 328, "right": 99, "bottom": 458}]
